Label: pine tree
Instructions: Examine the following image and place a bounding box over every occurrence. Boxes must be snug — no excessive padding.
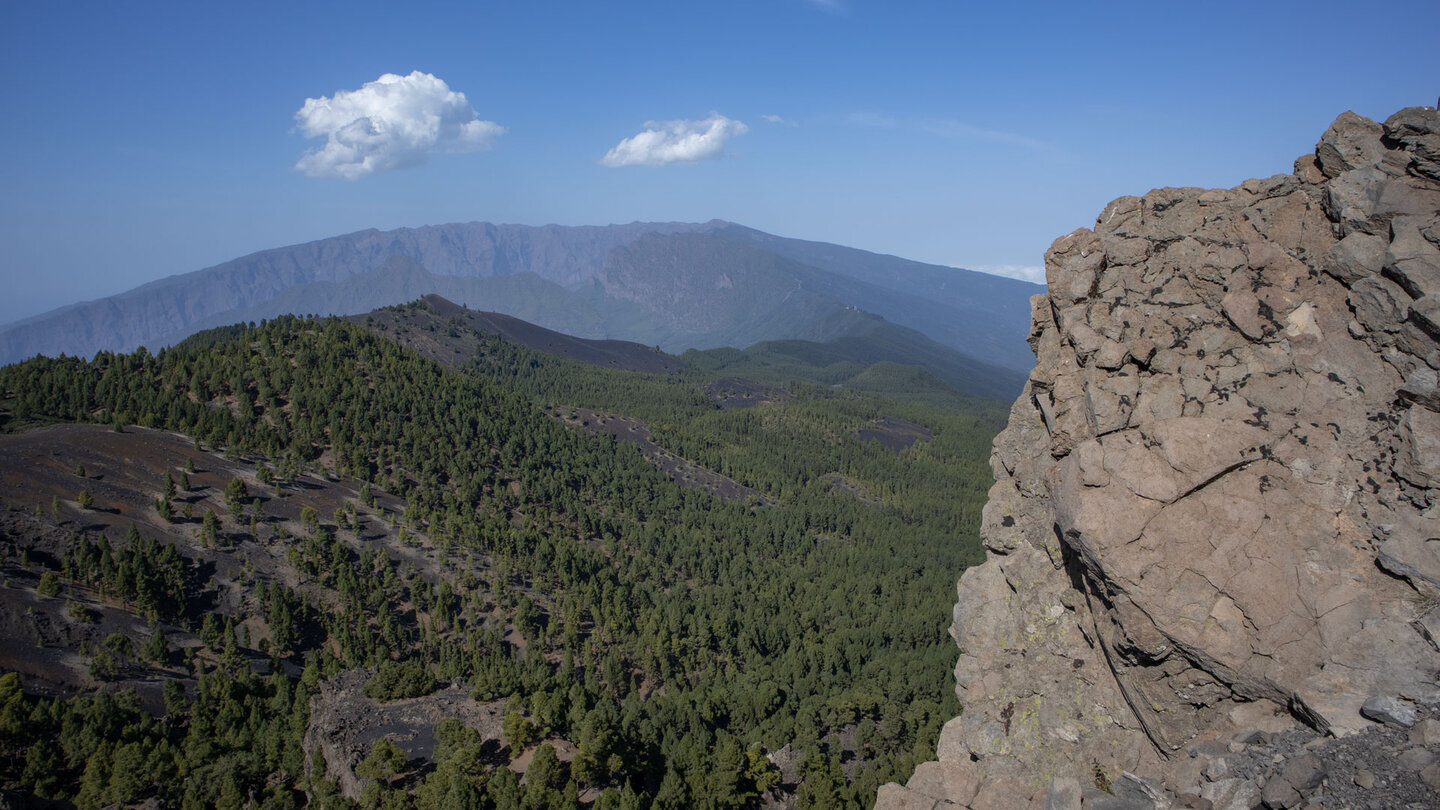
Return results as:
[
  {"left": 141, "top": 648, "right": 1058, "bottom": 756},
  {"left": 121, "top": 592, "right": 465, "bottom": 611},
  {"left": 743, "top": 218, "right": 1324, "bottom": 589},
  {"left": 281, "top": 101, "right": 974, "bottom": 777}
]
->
[
  {"left": 37, "top": 571, "right": 61, "bottom": 597},
  {"left": 225, "top": 477, "right": 249, "bottom": 522},
  {"left": 143, "top": 626, "right": 170, "bottom": 665},
  {"left": 200, "top": 509, "right": 221, "bottom": 547}
]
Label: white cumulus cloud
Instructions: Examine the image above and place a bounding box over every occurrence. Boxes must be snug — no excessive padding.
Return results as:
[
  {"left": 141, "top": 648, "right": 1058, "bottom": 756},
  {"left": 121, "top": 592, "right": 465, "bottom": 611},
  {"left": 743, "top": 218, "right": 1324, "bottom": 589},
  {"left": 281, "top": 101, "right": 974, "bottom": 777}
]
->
[
  {"left": 293, "top": 71, "right": 503, "bottom": 180},
  {"left": 601, "top": 113, "right": 748, "bottom": 167}
]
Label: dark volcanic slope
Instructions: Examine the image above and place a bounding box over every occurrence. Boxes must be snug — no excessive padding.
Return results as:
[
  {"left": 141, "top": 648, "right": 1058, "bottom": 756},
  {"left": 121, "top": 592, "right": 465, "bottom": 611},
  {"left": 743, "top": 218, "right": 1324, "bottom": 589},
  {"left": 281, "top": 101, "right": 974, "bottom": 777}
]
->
[
  {"left": 0, "top": 424, "right": 424, "bottom": 700},
  {"left": 352, "top": 294, "right": 688, "bottom": 374}
]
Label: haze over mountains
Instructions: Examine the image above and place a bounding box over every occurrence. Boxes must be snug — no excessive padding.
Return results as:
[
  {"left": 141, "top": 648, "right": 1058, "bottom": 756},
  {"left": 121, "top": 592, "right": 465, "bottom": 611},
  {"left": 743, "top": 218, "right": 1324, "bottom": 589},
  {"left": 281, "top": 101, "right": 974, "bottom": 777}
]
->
[{"left": 0, "top": 221, "right": 1041, "bottom": 392}]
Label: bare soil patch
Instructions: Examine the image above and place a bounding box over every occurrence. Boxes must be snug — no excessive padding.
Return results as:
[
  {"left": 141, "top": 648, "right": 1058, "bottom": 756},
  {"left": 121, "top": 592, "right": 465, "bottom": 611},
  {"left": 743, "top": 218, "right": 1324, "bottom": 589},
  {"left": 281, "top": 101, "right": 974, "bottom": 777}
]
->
[
  {"left": 304, "top": 668, "right": 508, "bottom": 800},
  {"left": 705, "top": 377, "right": 793, "bottom": 409},
  {"left": 557, "top": 407, "right": 769, "bottom": 504},
  {"left": 854, "top": 415, "right": 933, "bottom": 452},
  {"left": 0, "top": 423, "right": 512, "bottom": 697}
]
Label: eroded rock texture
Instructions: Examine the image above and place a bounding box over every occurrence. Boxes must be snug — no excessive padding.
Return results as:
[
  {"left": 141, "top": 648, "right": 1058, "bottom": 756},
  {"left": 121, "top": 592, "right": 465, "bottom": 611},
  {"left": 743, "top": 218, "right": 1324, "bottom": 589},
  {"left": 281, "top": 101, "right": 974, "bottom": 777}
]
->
[{"left": 878, "top": 106, "right": 1440, "bottom": 810}]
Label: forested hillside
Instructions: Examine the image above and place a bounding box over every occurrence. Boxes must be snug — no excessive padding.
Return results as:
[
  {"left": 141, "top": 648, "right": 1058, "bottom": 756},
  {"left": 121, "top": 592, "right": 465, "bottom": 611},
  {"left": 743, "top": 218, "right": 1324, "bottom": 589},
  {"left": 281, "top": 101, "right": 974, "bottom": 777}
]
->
[{"left": 0, "top": 310, "right": 997, "bottom": 809}]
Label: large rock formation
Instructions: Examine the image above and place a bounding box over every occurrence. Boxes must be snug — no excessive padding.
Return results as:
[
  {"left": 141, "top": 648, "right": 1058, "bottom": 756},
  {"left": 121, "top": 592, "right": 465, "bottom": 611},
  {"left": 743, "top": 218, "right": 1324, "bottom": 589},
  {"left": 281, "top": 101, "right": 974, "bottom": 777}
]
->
[{"left": 879, "top": 106, "right": 1440, "bottom": 809}]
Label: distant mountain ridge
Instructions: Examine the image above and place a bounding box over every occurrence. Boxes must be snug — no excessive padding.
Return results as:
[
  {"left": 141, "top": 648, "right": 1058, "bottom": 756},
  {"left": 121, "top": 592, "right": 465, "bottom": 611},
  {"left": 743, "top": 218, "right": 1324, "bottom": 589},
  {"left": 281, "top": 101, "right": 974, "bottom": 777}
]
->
[
  {"left": 0, "top": 220, "right": 1042, "bottom": 381},
  {"left": 349, "top": 294, "right": 1024, "bottom": 401}
]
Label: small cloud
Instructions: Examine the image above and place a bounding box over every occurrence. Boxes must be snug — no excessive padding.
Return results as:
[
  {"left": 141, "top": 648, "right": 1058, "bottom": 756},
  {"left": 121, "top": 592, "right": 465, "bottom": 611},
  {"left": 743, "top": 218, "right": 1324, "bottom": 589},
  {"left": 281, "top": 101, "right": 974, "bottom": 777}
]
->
[
  {"left": 808, "top": 0, "right": 844, "bottom": 11},
  {"left": 761, "top": 114, "right": 798, "bottom": 127},
  {"left": 602, "top": 113, "right": 749, "bottom": 167},
  {"left": 920, "top": 119, "right": 1052, "bottom": 152},
  {"left": 974, "top": 264, "right": 1047, "bottom": 284},
  {"left": 294, "top": 71, "right": 503, "bottom": 180},
  {"left": 847, "top": 112, "right": 1054, "bottom": 153},
  {"left": 846, "top": 111, "right": 900, "bottom": 129}
]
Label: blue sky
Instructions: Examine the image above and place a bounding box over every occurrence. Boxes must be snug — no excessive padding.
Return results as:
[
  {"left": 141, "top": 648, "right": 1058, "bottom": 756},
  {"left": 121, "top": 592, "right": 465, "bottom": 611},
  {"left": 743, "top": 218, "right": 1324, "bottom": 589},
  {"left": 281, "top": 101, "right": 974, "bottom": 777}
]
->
[{"left": 2, "top": 0, "right": 1436, "bottom": 325}]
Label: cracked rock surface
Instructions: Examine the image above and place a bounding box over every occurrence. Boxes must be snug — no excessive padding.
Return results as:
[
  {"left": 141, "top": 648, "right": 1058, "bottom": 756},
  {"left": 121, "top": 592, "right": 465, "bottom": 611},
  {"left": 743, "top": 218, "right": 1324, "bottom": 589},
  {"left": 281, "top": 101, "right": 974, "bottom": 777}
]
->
[{"left": 877, "top": 106, "right": 1440, "bottom": 810}]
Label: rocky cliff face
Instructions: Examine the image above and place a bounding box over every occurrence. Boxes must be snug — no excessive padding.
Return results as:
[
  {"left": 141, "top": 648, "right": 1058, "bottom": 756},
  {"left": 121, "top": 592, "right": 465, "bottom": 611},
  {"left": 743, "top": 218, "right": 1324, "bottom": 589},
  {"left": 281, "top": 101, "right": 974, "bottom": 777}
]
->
[{"left": 879, "top": 106, "right": 1440, "bottom": 809}]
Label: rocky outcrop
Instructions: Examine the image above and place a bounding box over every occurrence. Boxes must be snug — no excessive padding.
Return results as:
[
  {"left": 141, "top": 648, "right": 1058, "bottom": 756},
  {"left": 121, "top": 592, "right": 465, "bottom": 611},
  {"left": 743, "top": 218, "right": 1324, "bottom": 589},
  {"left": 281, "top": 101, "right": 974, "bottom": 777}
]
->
[{"left": 879, "top": 106, "right": 1440, "bottom": 809}]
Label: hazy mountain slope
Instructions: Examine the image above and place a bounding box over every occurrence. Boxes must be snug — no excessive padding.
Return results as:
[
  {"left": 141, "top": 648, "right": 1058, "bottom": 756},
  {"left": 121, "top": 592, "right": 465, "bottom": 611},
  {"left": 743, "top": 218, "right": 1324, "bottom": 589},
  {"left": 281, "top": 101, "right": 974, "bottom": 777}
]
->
[
  {"left": 709, "top": 223, "right": 1043, "bottom": 369},
  {"left": 154, "top": 256, "right": 630, "bottom": 345},
  {"left": 595, "top": 231, "right": 1041, "bottom": 369},
  {"left": 0, "top": 221, "right": 710, "bottom": 363},
  {"left": 685, "top": 307, "right": 1027, "bottom": 401},
  {"left": 0, "top": 220, "right": 1039, "bottom": 375},
  {"left": 595, "top": 232, "right": 848, "bottom": 350}
]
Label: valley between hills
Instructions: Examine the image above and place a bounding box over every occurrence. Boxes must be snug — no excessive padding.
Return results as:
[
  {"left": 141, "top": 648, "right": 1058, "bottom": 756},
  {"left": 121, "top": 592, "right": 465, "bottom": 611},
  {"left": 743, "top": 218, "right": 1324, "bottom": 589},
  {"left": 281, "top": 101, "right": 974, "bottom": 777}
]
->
[{"left": 0, "top": 295, "right": 1004, "bottom": 809}]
